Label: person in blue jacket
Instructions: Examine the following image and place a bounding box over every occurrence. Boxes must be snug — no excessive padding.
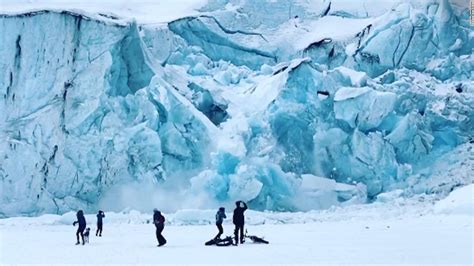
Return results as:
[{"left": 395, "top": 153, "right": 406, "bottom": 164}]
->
[
  {"left": 215, "top": 207, "right": 226, "bottom": 239},
  {"left": 96, "top": 210, "right": 105, "bottom": 237},
  {"left": 73, "top": 210, "right": 86, "bottom": 245}
]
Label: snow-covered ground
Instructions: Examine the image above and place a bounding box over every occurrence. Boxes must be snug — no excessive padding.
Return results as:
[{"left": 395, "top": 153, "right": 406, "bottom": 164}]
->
[
  {"left": 1, "top": 187, "right": 473, "bottom": 265},
  {"left": 1, "top": 215, "right": 472, "bottom": 265}
]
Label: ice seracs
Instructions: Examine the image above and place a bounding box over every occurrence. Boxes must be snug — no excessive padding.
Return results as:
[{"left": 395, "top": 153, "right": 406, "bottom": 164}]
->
[{"left": 0, "top": 0, "right": 473, "bottom": 216}]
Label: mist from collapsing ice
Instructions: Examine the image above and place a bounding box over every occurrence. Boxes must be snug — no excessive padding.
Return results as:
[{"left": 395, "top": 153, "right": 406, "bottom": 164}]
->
[{"left": 0, "top": 0, "right": 473, "bottom": 216}]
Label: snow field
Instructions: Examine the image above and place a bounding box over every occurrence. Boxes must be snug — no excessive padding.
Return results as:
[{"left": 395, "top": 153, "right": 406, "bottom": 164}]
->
[
  {"left": 2, "top": 188, "right": 473, "bottom": 265},
  {"left": 0, "top": 214, "right": 472, "bottom": 265}
]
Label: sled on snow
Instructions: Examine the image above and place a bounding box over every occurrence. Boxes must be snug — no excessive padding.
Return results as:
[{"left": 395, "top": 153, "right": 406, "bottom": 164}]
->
[
  {"left": 205, "top": 236, "right": 233, "bottom": 246},
  {"left": 245, "top": 234, "right": 269, "bottom": 244},
  {"left": 245, "top": 230, "right": 269, "bottom": 244},
  {"left": 205, "top": 230, "right": 269, "bottom": 246}
]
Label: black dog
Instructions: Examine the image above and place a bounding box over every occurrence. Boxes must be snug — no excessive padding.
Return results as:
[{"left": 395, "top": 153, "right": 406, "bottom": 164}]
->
[{"left": 83, "top": 228, "right": 91, "bottom": 244}]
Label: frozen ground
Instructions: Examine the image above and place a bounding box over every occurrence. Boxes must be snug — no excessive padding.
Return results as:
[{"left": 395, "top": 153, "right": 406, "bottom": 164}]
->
[
  {"left": 0, "top": 216, "right": 471, "bottom": 265},
  {"left": 1, "top": 187, "right": 473, "bottom": 265}
]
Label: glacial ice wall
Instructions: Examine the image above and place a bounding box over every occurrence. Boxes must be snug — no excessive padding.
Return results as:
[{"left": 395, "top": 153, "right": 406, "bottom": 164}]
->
[
  {"left": 0, "top": 0, "right": 473, "bottom": 216},
  {"left": 0, "top": 11, "right": 214, "bottom": 216}
]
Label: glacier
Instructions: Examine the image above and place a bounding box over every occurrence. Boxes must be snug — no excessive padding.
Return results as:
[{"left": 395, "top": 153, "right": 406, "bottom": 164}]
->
[{"left": 0, "top": 0, "right": 473, "bottom": 216}]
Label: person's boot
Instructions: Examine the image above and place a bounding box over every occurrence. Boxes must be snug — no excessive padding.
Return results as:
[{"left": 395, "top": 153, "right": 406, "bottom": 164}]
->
[{"left": 75, "top": 241, "right": 80, "bottom": 245}]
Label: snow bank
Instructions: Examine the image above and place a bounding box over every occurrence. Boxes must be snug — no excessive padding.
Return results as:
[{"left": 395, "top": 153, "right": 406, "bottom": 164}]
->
[
  {"left": 292, "top": 16, "right": 374, "bottom": 51},
  {"left": 0, "top": 0, "right": 207, "bottom": 24},
  {"left": 0, "top": 195, "right": 443, "bottom": 227},
  {"left": 434, "top": 184, "right": 474, "bottom": 216}
]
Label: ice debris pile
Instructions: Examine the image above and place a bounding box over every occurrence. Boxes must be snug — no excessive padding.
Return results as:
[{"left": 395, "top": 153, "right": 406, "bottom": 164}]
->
[{"left": 0, "top": 0, "right": 473, "bottom": 216}]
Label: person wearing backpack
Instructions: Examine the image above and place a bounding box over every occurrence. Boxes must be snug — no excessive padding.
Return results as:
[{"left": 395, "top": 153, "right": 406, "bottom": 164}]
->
[
  {"left": 215, "top": 207, "right": 226, "bottom": 239},
  {"left": 153, "top": 209, "right": 167, "bottom": 246}
]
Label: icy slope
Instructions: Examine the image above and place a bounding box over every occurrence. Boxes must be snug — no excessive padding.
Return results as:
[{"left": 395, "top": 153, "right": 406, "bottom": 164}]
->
[{"left": 0, "top": 0, "right": 473, "bottom": 216}]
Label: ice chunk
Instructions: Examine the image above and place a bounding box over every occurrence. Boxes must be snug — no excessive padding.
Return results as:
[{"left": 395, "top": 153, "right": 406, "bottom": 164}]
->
[
  {"left": 228, "top": 171, "right": 263, "bottom": 203},
  {"left": 334, "top": 87, "right": 371, "bottom": 101},
  {"left": 333, "top": 66, "right": 368, "bottom": 87},
  {"left": 376, "top": 189, "right": 404, "bottom": 203},
  {"left": 293, "top": 174, "right": 363, "bottom": 210},
  {"left": 354, "top": 0, "right": 472, "bottom": 76},
  {"left": 168, "top": 16, "right": 276, "bottom": 70},
  {"left": 187, "top": 62, "right": 209, "bottom": 76},
  {"left": 334, "top": 87, "right": 397, "bottom": 130},
  {"left": 385, "top": 112, "right": 433, "bottom": 163}
]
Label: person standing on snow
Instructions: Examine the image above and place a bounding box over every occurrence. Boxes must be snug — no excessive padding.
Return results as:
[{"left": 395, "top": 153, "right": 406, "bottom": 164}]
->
[
  {"left": 73, "top": 210, "right": 87, "bottom": 245},
  {"left": 96, "top": 210, "right": 105, "bottom": 237},
  {"left": 232, "top": 201, "right": 248, "bottom": 245},
  {"left": 153, "top": 209, "right": 167, "bottom": 247},
  {"left": 215, "top": 207, "right": 227, "bottom": 239}
]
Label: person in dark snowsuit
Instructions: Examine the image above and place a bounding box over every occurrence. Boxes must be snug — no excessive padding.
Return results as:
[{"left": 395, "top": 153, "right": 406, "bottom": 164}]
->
[
  {"left": 233, "top": 201, "right": 247, "bottom": 245},
  {"left": 153, "top": 209, "right": 167, "bottom": 246},
  {"left": 215, "top": 207, "right": 226, "bottom": 239},
  {"left": 96, "top": 210, "right": 105, "bottom": 237},
  {"left": 73, "top": 210, "right": 87, "bottom": 245}
]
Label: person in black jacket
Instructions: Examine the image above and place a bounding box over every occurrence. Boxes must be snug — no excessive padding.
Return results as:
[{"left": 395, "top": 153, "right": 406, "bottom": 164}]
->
[
  {"left": 153, "top": 209, "right": 167, "bottom": 246},
  {"left": 215, "top": 207, "right": 226, "bottom": 239},
  {"left": 73, "top": 210, "right": 87, "bottom": 245},
  {"left": 96, "top": 210, "right": 105, "bottom": 237},
  {"left": 232, "top": 201, "right": 248, "bottom": 245}
]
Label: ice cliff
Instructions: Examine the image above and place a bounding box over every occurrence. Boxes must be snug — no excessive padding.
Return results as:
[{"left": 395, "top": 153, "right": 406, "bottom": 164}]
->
[{"left": 0, "top": 0, "right": 473, "bottom": 216}]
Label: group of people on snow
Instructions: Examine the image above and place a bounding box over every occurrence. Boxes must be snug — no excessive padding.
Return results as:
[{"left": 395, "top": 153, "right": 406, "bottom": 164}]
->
[
  {"left": 73, "top": 210, "right": 105, "bottom": 245},
  {"left": 73, "top": 200, "right": 249, "bottom": 247}
]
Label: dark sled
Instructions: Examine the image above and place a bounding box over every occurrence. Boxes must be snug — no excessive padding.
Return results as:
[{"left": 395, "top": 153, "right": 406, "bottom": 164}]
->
[
  {"left": 247, "top": 235, "right": 269, "bottom": 244},
  {"left": 205, "top": 236, "right": 233, "bottom": 246},
  {"left": 245, "top": 230, "right": 269, "bottom": 244}
]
